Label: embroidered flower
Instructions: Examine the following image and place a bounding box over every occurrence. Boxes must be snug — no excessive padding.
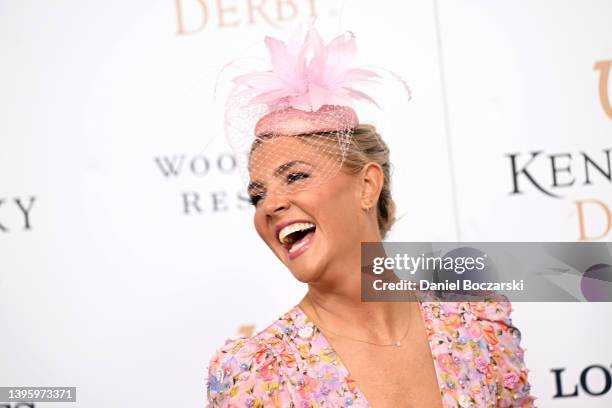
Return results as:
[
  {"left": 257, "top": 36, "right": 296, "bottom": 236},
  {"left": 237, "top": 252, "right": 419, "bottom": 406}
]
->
[
  {"left": 503, "top": 371, "right": 520, "bottom": 389},
  {"left": 475, "top": 357, "right": 489, "bottom": 374}
]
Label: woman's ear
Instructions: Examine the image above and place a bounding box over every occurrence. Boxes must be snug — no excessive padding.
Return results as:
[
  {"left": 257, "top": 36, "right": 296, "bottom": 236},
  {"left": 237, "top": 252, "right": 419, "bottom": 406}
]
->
[{"left": 359, "top": 162, "right": 384, "bottom": 211}]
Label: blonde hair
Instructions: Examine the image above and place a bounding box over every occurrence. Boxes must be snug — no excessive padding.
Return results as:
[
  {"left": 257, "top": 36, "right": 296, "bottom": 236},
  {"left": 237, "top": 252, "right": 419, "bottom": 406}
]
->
[
  {"left": 342, "top": 124, "right": 396, "bottom": 239},
  {"left": 249, "top": 124, "right": 396, "bottom": 239}
]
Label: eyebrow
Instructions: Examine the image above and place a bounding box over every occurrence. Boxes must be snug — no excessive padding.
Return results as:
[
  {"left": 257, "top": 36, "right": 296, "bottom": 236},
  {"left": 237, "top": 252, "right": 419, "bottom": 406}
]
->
[{"left": 248, "top": 160, "right": 313, "bottom": 194}]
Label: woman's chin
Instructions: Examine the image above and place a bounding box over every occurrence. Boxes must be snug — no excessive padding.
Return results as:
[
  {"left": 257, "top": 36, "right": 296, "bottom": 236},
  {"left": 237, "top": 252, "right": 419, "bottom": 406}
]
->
[
  {"left": 285, "top": 254, "right": 326, "bottom": 283},
  {"left": 289, "top": 267, "right": 322, "bottom": 284},
  {"left": 277, "top": 231, "right": 322, "bottom": 277}
]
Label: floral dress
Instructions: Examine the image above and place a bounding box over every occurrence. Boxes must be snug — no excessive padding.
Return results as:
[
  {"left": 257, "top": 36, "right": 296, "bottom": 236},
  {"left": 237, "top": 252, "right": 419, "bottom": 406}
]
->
[{"left": 206, "top": 294, "right": 536, "bottom": 407}]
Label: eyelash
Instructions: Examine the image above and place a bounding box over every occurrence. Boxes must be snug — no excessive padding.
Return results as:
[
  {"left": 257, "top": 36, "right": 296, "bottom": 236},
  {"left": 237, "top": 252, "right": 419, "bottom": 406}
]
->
[
  {"left": 249, "top": 193, "right": 263, "bottom": 206},
  {"left": 248, "top": 172, "right": 310, "bottom": 206},
  {"left": 286, "top": 172, "right": 309, "bottom": 183}
]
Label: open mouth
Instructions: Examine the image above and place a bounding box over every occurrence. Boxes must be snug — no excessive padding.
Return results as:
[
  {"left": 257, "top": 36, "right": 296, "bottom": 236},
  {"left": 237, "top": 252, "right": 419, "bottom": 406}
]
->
[{"left": 278, "top": 222, "right": 316, "bottom": 255}]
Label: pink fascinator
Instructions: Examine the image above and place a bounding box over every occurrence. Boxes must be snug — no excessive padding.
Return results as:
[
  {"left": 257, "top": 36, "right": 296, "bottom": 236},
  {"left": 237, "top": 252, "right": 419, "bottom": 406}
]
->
[
  {"left": 232, "top": 25, "right": 380, "bottom": 136},
  {"left": 222, "top": 24, "right": 406, "bottom": 194}
]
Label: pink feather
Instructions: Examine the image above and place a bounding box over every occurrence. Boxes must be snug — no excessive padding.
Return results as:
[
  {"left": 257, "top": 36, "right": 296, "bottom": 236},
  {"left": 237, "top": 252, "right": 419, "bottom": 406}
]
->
[{"left": 235, "top": 25, "right": 378, "bottom": 112}]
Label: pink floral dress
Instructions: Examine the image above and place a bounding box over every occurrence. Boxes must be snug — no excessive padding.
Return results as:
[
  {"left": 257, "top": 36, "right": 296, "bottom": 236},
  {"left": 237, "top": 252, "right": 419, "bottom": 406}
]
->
[{"left": 206, "top": 294, "right": 536, "bottom": 407}]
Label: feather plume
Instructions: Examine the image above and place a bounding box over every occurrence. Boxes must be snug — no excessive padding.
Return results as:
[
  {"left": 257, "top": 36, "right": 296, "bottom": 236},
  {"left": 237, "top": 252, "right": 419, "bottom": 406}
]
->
[{"left": 233, "top": 24, "right": 380, "bottom": 112}]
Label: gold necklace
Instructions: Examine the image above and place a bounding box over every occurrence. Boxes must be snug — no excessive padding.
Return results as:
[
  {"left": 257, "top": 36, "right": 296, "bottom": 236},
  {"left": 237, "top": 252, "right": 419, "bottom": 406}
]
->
[{"left": 305, "top": 296, "right": 412, "bottom": 347}]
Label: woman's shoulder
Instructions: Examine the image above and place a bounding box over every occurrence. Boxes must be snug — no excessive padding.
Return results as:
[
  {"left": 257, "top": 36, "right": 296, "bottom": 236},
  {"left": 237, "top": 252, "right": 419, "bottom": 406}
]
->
[
  {"left": 421, "top": 292, "right": 527, "bottom": 368},
  {"left": 206, "top": 306, "right": 297, "bottom": 369},
  {"left": 205, "top": 306, "right": 306, "bottom": 406},
  {"left": 208, "top": 305, "right": 304, "bottom": 355},
  {"left": 420, "top": 292, "right": 536, "bottom": 406},
  {"left": 469, "top": 296, "right": 536, "bottom": 405}
]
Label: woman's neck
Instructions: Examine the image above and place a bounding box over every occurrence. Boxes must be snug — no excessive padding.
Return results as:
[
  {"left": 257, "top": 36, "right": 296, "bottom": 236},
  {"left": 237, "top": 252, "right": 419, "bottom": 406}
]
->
[{"left": 298, "top": 233, "right": 415, "bottom": 344}]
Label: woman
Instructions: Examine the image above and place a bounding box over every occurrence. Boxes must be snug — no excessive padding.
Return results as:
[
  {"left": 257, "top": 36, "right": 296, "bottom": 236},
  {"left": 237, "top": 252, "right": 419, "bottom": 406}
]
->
[{"left": 207, "top": 26, "right": 536, "bottom": 408}]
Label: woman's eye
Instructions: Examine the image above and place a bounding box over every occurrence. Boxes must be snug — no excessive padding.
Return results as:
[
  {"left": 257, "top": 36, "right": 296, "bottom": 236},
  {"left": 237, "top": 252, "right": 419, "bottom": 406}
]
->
[
  {"left": 287, "top": 172, "right": 309, "bottom": 183},
  {"left": 249, "top": 193, "right": 264, "bottom": 206}
]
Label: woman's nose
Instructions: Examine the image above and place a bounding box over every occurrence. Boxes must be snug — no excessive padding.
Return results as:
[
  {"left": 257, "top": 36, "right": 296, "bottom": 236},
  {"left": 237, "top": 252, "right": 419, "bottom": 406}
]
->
[{"left": 263, "top": 189, "right": 290, "bottom": 215}]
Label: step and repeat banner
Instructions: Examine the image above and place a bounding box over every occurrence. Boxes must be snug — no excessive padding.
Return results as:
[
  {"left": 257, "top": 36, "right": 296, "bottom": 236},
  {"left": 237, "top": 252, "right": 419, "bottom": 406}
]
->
[{"left": 1, "top": 0, "right": 611, "bottom": 407}]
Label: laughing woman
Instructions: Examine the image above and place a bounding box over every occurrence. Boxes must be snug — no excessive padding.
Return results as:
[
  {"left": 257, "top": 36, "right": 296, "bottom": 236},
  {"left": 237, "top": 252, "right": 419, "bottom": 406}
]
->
[{"left": 206, "top": 26, "right": 536, "bottom": 408}]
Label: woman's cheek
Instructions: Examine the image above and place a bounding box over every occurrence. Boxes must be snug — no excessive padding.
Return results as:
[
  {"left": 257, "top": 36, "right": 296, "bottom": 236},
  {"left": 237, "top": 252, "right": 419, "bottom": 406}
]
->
[{"left": 253, "top": 216, "right": 268, "bottom": 243}]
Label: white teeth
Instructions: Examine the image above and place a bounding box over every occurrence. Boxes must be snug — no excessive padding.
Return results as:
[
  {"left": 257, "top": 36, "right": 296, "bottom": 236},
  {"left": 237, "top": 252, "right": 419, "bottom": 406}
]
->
[{"left": 278, "top": 222, "right": 315, "bottom": 245}]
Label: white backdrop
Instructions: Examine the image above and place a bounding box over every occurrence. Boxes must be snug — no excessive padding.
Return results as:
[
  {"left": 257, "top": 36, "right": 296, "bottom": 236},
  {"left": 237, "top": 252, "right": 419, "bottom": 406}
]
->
[{"left": 1, "top": 0, "right": 611, "bottom": 407}]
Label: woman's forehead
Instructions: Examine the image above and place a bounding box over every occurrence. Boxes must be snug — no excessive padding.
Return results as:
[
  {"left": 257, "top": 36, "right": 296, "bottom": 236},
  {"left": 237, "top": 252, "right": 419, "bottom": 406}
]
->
[{"left": 249, "top": 137, "right": 322, "bottom": 176}]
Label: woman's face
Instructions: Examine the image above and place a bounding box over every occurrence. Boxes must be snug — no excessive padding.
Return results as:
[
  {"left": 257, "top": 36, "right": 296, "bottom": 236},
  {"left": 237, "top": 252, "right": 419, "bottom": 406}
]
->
[{"left": 248, "top": 136, "right": 369, "bottom": 283}]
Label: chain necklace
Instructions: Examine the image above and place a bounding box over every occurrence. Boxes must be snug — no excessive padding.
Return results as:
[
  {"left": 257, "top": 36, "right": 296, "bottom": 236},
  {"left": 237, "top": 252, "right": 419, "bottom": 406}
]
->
[{"left": 305, "top": 295, "right": 412, "bottom": 347}]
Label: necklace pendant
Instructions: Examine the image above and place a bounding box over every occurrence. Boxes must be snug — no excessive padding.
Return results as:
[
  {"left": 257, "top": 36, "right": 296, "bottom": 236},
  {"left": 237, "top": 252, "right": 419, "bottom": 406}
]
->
[{"left": 395, "top": 340, "right": 401, "bottom": 347}]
